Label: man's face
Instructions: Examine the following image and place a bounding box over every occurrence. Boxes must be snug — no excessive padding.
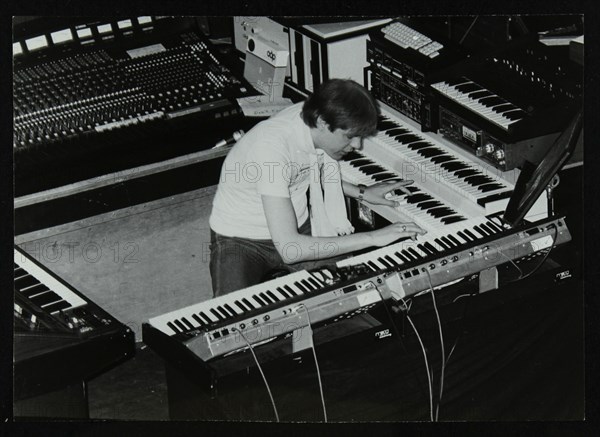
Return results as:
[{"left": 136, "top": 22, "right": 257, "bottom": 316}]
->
[{"left": 315, "top": 126, "right": 364, "bottom": 161}]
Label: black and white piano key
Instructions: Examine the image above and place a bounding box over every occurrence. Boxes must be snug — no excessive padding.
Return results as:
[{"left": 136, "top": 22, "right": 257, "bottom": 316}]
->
[
  {"left": 337, "top": 216, "right": 504, "bottom": 272},
  {"left": 340, "top": 153, "right": 467, "bottom": 229},
  {"left": 14, "top": 249, "right": 87, "bottom": 312},
  {"left": 432, "top": 79, "right": 526, "bottom": 129},
  {"left": 149, "top": 269, "right": 334, "bottom": 336},
  {"left": 373, "top": 115, "right": 512, "bottom": 201}
]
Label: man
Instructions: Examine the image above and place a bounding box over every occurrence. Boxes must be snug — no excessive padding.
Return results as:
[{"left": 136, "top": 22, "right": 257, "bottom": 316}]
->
[{"left": 209, "top": 79, "right": 426, "bottom": 297}]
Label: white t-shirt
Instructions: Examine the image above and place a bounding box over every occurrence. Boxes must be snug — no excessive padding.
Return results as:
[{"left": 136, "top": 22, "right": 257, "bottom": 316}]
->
[{"left": 209, "top": 103, "right": 316, "bottom": 239}]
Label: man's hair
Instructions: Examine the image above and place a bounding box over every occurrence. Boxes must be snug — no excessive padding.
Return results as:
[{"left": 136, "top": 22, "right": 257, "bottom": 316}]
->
[{"left": 301, "top": 79, "right": 379, "bottom": 138}]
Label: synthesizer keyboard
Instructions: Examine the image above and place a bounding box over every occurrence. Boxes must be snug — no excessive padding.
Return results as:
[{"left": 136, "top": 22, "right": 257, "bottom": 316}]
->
[
  {"left": 337, "top": 214, "right": 570, "bottom": 296},
  {"left": 432, "top": 78, "right": 527, "bottom": 131},
  {"left": 14, "top": 246, "right": 135, "bottom": 401},
  {"left": 14, "top": 250, "right": 87, "bottom": 317},
  {"left": 144, "top": 264, "right": 385, "bottom": 361},
  {"left": 143, "top": 215, "right": 570, "bottom": 362},
  {"left": 430, "top": 38, "right": 582, "bottom": 170}
]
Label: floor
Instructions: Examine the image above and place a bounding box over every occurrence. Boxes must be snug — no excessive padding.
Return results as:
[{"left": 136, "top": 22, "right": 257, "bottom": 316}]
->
[
  {"left": 15, "top": 186, "right": 218, "bottom": 341},
  {"left": 87, "top": 344, "right": 170, "bottom": 420}
]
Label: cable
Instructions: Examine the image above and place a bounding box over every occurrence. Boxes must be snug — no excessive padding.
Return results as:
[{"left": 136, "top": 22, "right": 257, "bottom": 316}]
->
[
  {"left": 459, "top": 16, "right": 479, "bottom": 45},
  {"left": 403, "top": 305, "right": 435, "bottom": 422},
  {"left": 234, "top": 328, "right": 280, "bottom": 422},
  {"left": 506, "top": 223, "right": 558, "bottom": 283},
  {"left": 452, "top": 293, "right": 474, "bottom": 303},
  {"left": 373, "top": 280, "right": 438, "bottom": 421},
  {"left": 296, "top": 304, "right": 328, "bottom": 422},
  {"left": 496, "top": 248, "right": 524, "bottom": 279},
  {"left": 446, "top": 340, "right": 459, "bottom": 364},
  {"left": 372, "top": 283, "right": 431, "bottom": 403},
  {"left": 443, "top": 224, "right": 559, "bottom": 399},
  {"left": 424, "top": 269, "right": 445, "bottom": 422},
  {"left": 372, "top": 281, "right": 410, "bottom": 342},
  {"left": 519, "top": 224, "right": 558, "bottom": 280},
  {"left": 446, "top": 277, "right": 481, "bottom": 366},
  {"left": 372, "top": 281, "right": 434, "bottom": 421}
]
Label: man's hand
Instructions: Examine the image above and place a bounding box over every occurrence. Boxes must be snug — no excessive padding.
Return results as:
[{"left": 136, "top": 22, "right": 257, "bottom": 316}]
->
[
  {"left": 369, "top": 221, "right": 427, "bottom": 247},
  {"left": 363, "top": 180, "right": 414, "bottom": 207}
]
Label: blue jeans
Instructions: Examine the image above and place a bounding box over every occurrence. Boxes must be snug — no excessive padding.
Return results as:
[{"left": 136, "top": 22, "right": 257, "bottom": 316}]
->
[{"left": 209, "top": 219, "right": 342, "bottom": 297}]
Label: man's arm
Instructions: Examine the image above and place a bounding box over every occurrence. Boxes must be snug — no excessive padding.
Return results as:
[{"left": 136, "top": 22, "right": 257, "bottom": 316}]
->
[
  {"left": 342, "top": 180, "right": 414, "bottom": 206},
  {"left": 262, "top": 195, "right": 425, "bottom": 264}
]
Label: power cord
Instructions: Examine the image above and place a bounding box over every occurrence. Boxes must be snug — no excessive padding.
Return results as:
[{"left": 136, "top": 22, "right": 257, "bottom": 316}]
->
[
  {"left": 234, "top": 327, "right": 280, "bottom": 422},
  {"left": 424, "top": 269, "right": 445, "bottom": 422},
  {"left": 373, "top": 281, "right": 434, "bottom": 421},
  {"left": 446, "top": 287, "right": 478, "bottom": 365},
  {"left": 496, "top": 249, "right": 524, "bottom": 279},
  {"left": 518, "top": 224, "right": 558, "bottom": 280},
  {"left": 506, "top": 223, "right": 558, "bottom": 283},
  {"left": 402, "top": 300, "right": 435, "bottom": 422},
  {"left": 296, "top": 303, "right": 328, "bottom": 422},
  {"left": 372, "top": 284, "right": 432, "bottom": 404}
]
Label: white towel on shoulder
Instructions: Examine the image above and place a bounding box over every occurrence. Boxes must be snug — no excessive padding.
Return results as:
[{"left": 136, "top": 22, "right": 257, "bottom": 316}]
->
[{"left": 309, "top": 149, "right": 355, "bottom": 237}]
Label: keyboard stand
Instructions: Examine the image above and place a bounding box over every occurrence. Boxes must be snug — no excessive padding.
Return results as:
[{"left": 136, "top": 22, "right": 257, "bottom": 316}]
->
[{"left": 155, "top": 311, "right": 391, "bottom": 420}]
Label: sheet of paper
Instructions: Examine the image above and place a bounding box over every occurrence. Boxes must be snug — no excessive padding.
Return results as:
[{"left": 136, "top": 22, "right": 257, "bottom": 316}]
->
[{"left": 236, "top": 96, "right": 293, "bottom": 117}]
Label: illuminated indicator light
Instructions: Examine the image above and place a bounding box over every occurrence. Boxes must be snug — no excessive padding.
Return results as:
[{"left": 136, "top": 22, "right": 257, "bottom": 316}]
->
[
  {"left": 25, "top": 35, "right": 48, "bottom": 51},
  {"left": 118, "top": 19, "right": 133, "bottom": 29},
  {"left": 77, "top": 28, "right": 93, "bottom": 38},
  {"left": 98, "top": 24, "right": 112, "bottom": 34},
  {"left": 51, "top": 29, "right": 73, "bottom": 44}
]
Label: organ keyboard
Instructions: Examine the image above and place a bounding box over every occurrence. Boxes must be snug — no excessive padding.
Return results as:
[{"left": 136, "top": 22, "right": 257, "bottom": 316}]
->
[
  {"left": 338, "top": 104, "right": 552, "bottom": 229},
  {"left": 340, "top": 153, "right": 468, "bottom": 232},
  {"left": 143, "top": 215, "right": 571, "bottom": 362}
]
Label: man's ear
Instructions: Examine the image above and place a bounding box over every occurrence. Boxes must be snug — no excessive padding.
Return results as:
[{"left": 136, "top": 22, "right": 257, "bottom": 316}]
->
[{"left": 316, "top": 116, "right": 330, "bottom": 132}]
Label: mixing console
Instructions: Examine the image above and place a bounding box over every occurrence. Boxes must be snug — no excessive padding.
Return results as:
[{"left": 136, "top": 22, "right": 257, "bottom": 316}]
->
[
  {"left": 13, "top": 17, "right": 258, "bottom": 195},
  {"left": 14, "top": 31, "right": 252, "bottom": 148}
]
